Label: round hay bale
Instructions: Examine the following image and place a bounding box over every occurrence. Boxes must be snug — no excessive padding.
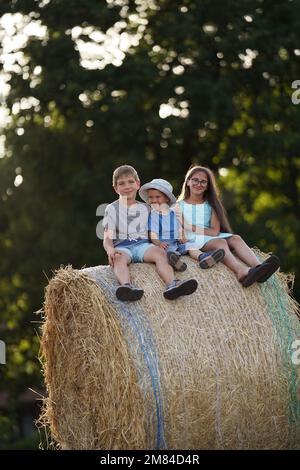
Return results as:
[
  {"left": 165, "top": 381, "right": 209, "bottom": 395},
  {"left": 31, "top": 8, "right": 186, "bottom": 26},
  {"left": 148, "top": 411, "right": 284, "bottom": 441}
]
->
[{"left": 39, "top": 252, "right": 300, "bottom": 450}]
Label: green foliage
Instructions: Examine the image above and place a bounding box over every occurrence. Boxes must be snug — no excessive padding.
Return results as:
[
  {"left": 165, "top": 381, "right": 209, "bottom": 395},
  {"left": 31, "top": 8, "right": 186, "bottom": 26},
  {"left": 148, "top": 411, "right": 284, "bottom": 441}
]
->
[
  {"left": 0, "top": 0, "right": 299, "bottom": 448},
  {"left": 0, "top": 415, "right": 16, "bottom": 445},
  {"left": 0, "top": 430, "right": 40, "bottom": 450}
]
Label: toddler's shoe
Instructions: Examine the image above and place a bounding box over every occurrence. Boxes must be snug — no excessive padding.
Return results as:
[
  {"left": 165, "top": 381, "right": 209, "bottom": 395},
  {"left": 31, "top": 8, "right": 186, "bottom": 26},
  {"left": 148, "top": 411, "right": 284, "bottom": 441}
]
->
[
  {"left": 163, "top": 278, "right": 198, "bottom": 300},
  {"left": 167, "top": 251, "right": 187, "bottom": 272},
  {"left": 116, "top": 283, "right": 144, "bottom": 301},
  {"left": 199, "top": 249, "right": 225, "bottom": 269}
]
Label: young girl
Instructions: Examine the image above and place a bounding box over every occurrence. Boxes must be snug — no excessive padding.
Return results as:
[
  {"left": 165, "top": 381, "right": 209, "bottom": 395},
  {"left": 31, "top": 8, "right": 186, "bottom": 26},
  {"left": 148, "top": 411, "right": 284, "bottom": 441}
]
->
[{"left": 175, "top": 165, "right": 280, "bottom": 287}]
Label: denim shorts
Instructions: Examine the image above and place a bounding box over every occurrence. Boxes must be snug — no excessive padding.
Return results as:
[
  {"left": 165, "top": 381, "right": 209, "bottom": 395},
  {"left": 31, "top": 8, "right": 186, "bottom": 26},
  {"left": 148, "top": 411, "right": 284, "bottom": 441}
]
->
[
  {"left": 116, "top": 240, "right": 154, "bottom": 263},
  {"left": 165, "top": 241, "right": 187, "bottom": 255}
]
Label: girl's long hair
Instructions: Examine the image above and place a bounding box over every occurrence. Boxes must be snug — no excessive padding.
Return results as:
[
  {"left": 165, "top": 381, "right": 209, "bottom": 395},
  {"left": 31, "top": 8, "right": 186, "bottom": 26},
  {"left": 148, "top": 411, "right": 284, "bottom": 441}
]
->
[{"left": 177, "top": 165, "right": 232, "bottom": 233}]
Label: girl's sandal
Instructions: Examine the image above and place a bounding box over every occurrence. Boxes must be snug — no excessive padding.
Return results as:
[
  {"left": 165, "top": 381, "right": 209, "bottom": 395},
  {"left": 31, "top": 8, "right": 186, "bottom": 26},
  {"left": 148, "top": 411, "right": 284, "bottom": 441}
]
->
[
  {"left": 241, "top": 263, "right": 274, "bottom": 288},
  {"left": 257, "top": 255, "right": 280, "bottom": 283}
]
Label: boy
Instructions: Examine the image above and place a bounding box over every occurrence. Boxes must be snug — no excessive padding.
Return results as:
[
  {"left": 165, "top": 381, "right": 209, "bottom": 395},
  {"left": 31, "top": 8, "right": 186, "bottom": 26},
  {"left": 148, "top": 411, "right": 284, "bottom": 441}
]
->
[
  {"left": 103, "top": 165, "right": 198, "bottom": 301},
  {"left": 139, "top": 178, "right": 225, "bottom": 270}
]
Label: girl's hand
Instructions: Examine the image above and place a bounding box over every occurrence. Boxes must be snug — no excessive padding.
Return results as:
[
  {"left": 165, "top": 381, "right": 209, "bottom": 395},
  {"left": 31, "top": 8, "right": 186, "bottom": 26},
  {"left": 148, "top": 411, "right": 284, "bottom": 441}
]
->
[
  {"left": 159, "top": 242, "right": 169, "bottom": 250},
  {"left": 179, "top": 237, "right": 188, "bottom": 244},
  {"left": 192, "top": 225, "right": 204, "bottom": 234}
]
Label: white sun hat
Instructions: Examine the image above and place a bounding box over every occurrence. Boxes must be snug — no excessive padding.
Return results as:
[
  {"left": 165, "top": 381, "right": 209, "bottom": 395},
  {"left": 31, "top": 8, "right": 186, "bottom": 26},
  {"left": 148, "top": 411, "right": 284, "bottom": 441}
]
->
[{"left": 139, "top": 178, "right": 177, "bottom": 206}]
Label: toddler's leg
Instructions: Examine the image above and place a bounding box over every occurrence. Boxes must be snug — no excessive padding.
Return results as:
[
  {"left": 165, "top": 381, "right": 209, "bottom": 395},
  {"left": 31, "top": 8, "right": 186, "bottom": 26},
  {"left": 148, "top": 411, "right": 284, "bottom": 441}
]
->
[
  {"left": 143, "top": 246, "right": 174, "bottom": 285},
  {"left": 167, "top": 251, "right": 187, "bottom": 272},
  {"left": 144, "top": 246, "right": 198, "bottom": 300},
  {"left": 166, "top": 243, "right": 187, "bottom": 272}
]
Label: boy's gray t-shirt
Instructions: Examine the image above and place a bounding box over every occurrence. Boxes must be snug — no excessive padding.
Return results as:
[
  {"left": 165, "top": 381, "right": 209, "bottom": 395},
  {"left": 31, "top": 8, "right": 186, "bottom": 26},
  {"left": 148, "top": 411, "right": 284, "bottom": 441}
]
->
[{"left": 103, "top": 200, "right": 150, "bottom": 247}]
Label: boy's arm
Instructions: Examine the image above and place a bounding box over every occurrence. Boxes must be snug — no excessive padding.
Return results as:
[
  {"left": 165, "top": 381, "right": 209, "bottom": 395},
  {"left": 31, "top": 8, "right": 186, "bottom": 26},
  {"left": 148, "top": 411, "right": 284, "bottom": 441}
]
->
[
  {"left": 149, "top": 231, "right": 169, "bottom": 249},
  {"left": 102, "top": 206, "right": 118, "bottom": 265},
  {"left": 147, "top": 212, "right": 168, "bottom": 249},
  {"left": 103, "top": 229, "right": 117, "bottom": 266}
]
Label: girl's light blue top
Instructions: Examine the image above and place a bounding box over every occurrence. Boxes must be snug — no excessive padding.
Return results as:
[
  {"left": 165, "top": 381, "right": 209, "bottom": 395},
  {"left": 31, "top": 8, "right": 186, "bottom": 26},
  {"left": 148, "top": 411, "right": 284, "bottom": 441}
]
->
[{"left": 178, "top": 200, "right": 232, "bottom": 250}]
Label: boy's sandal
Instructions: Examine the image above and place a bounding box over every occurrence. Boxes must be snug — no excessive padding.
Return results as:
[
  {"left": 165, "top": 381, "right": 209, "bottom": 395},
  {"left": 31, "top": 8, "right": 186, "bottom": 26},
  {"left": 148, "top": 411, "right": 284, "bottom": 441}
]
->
[
  {"left": 179, "top": 278, "right": 198, "bottom": 297},
  {"left": 116, "top": 284, "right": 144, "bottom": 301},
  {"left": 199, "top": 248, "right": 225, "bottom": 269},
  {"left": 163, "top": 278, "right": 198, "bottom": 300},
  {"left": 167, "top": 251, "right": 187, "bottom": 272},
  {"left": 241, "top": 263, "right": 275, "bottom": 288},
  {"left": 257, "top": 255, "right": 280, "bottom": 283}
]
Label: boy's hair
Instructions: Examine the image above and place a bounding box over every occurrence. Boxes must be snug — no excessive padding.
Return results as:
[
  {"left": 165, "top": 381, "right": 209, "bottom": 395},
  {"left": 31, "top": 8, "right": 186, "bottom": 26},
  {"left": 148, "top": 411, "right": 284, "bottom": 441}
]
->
[{"left": 112, "top": 165, "right": 139, "bottom": 187}]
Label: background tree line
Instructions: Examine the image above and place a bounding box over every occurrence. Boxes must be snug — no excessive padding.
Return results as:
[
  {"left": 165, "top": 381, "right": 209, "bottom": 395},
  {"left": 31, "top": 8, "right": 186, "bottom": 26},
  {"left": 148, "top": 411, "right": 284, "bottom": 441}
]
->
[{"left": 0, "top": 0, "right": 299, "bottom": 448}]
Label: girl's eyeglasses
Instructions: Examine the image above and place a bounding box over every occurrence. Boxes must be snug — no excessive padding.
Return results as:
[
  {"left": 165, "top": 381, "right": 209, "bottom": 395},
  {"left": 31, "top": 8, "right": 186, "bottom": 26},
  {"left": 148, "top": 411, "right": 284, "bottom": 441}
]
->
[{"left": 190, "top": 177, "right": 208, "bottom": 186}]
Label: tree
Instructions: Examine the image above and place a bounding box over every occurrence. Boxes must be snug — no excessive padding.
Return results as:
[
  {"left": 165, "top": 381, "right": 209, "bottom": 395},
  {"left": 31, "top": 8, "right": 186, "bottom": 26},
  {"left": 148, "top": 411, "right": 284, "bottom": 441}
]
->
[{"left": 0, "top": 0, "right": 299, "bottom": 447}]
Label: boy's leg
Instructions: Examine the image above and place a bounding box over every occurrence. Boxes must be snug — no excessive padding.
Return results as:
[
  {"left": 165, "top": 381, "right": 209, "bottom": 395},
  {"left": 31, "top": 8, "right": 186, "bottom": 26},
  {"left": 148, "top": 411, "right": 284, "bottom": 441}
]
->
[
  {"left": 114, "top": 250, "right": 144, "bottom": 301},
  {"left": 113, "top": 251, "right": 131, "bottom": 285}
]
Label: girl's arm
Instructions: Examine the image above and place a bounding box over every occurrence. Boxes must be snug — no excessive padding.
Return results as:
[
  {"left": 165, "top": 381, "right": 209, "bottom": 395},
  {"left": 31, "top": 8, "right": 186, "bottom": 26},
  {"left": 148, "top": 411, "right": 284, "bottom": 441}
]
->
[
  {"left": 174, "top": 203, "right": 205, "bottom": 237},
  {"left": 173, "top": 208, "right": 188, "bottom": 242},
  {"left": 173, "top": 203, "right": 198, "bottom": 240},
  {"left": 174, "top": 204, "right": 220, "bottom": 237},
  {"left": 203, "top": 209, "right": 220, "bottom": 236}
]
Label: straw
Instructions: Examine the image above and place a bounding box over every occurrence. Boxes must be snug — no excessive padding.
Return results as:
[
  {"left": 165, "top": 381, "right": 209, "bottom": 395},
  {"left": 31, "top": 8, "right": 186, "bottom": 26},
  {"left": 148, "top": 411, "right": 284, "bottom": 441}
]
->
[{"left": 38, "top": 252, "right": 300, "bottom": 449}]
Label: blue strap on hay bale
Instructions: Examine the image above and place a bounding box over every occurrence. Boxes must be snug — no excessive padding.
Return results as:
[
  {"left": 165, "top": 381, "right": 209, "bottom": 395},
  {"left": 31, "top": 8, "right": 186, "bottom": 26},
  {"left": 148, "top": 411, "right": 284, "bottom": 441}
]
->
[{"left": 92, "top": 271, "right": 166, "bottom": 450}]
